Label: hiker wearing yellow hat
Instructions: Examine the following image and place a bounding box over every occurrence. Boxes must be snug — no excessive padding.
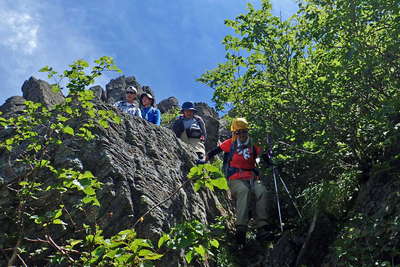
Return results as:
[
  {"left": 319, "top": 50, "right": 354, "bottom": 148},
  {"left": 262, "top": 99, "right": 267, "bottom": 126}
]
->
[{"left": 206, "top": 118, "right": 272, "bottom": 246}]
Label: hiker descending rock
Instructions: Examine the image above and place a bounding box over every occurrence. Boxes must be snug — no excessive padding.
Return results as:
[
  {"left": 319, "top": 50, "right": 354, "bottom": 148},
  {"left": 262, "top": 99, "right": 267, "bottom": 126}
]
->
[
  {"left": 140, "top": 91, "right": 161, "bottom": 125},
  {"left": 206, "top": 118, "right": 272, "bottom": 246},
  {"left": 113, "top": 86, "right": 142, "bottom": 117},
  {"left": 172, "top": 101, "right": 207, "bottom": 159}
]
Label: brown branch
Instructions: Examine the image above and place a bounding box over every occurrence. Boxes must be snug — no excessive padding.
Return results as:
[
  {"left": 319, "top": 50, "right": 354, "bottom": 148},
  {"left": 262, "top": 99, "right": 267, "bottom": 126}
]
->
[
  {"left": 46, "top": 235, "right": 75, "bottom": 264},
  {"left": 277, "top": 141, "right": 319, "bottom": 154},
  {"left": 295, "top": 209, "right": 318, "bottom": 267},
  {"left": 7, "top": 237, "right": 21, "bottom": 266},
  {"left": 17, "top": 253, "right": 28, "bottom": 267}
]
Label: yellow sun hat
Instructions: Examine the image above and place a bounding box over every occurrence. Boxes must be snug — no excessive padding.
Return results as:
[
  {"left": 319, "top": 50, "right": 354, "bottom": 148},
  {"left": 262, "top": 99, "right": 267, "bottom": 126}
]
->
[{"left": 231, "top": 118, "right": 249, "bottom": 132}]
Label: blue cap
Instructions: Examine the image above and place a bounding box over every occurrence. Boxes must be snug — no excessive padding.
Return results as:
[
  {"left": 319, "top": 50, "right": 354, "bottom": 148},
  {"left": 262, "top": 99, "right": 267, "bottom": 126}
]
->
[{"left": 181, "top": 101, "right": 196, "bottom": 112}]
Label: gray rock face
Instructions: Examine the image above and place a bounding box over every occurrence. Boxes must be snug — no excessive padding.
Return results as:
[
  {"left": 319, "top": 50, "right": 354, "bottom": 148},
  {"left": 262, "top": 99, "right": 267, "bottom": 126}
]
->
[
  {"left": 89, "top": 85, "right": 106, "bottom": 101},
  {"left": 21, "top": 77, "right": 64, "bottom": 108},
  {"left": 0, "top": 96, "right": 26, "bottom": 116},
  {"left": 218, "top": 117, "right": 232, "bottom": 142},
  {"left": 158, "top": 97, "right": 179, "bottom": 113},
  {"left": 194, "top": 102, "right": 218, "bottom": 119},
  {"left": 105, "top": 76, "right": 143, "bottom": 104},
  {"left": 0, "top": 103, "right": 233, "bottom": 266},
  {"left": 194, "top": 102, "right": 219, "bottom": 152}
]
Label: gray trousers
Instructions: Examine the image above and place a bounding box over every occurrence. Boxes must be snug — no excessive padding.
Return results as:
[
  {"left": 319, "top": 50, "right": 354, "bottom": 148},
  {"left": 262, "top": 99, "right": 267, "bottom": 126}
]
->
[{"left": 228, "top": 179, "right": 269, "bottom": 228}]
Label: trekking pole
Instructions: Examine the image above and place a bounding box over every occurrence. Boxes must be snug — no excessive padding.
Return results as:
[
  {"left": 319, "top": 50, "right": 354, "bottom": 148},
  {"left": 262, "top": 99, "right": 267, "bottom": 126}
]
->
[
  {"left": 267, "top": 134, "right": 302, "bottom": 220},
  {"left": 267, "top": 135, "right": 284, "bottom": 232},
  {"left": 276, "top": 169, "right": 302, "bottom": 218},
  {"left": 272, "top": 164, "right": 284, "bottom": 232}
]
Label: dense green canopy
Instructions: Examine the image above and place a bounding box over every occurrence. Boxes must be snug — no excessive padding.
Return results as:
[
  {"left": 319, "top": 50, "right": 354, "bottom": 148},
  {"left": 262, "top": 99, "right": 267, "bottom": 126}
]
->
[
  {"left": 200, "top": 0, "right": 399, "bottom": 188},
  {"left": 200, "top": 0, "right": 400, "bottom": 263}
]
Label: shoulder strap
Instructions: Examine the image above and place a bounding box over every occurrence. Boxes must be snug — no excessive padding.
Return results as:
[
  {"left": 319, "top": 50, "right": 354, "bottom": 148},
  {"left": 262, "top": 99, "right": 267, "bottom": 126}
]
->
[
  {"left": 227, "top": 140, "right": 237, "bottom": 167},
  {"left": 250, "top": 138, "right": 258, "bottom": 159}
]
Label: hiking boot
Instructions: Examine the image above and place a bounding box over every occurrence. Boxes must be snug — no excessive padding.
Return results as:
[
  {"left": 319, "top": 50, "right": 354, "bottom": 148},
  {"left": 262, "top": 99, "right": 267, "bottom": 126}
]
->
[
  {"left": 235, "top": 226, "right": 247, "bottom": 246},
  {"left": 256, "top": 225, "right": 274, "bottom": 241}
]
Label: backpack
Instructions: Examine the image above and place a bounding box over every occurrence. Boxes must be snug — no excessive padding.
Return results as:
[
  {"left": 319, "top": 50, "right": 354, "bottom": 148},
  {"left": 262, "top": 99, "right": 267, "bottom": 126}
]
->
[
  {"left": 186, "top": 119, "right": 202, "bottom": 138},
  {"left": 176, "top": 115, "right": 203, "bottom": 139}
]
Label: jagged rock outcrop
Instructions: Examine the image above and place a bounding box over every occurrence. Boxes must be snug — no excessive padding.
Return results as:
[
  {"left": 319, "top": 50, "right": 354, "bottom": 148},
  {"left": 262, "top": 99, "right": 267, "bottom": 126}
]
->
[
  {"left": 218, "top": 117, "right": 232, "bottom": 142},
  {"left": 105, "top": 76, "right": 142, "bottom": 104},
  {"left": 158, "top": 97, "right": 179, "bottom": 114},
  {"left": 21, "top": 77, "right": 65, "bottom": 107},
  {"left": 194, "top": 102, "right": 220, "bottom": 152},
  {"left": 0, "top": 96, "right": 26, "bottom": 116},
  {"left": 0, "top": 98, "right": 233, "bottom": 266},
  {"left": 89, "top": 85, "right": 107, "bottom": 101}
]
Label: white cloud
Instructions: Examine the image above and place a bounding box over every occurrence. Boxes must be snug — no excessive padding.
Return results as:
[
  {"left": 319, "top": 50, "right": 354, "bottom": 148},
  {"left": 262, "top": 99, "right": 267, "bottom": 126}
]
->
[
  {"left": 0, "top": 9, "right": 39, "bottom": 55},
  {"left": 0, "top": 1, "right": 109, "bottom": 104}
]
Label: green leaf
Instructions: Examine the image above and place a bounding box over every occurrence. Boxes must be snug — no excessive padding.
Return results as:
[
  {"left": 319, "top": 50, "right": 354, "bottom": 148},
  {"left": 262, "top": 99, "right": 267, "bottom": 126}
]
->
[
  {"left": 194, "top": 245, "right": 206, "bottom": 258},
  {"left": 130, "top": 239, "right": 151, "bottom": 252},
  {"left": 185, "top": 250, "right": 194, "bottom": 263},
  {"left": 68, "top": 239, "right": 83, "bottom": 248},
  {"left": 79, "top": 171, "right": 94, "bottom": 179},
  {"left": 210, "top": 239, "right": 219, "bottom": 248},
  {"left": 205, "top": 182, "right": 214, "bottom": 191},
  {"left": 211, "top": 177, "right": 228, "bottom": 190},
  {"left": 193, "top": 182, "right": 202, "bottom": 192},
  {"left": 99, "top": 119, "right": 109, "bottom": 128},
  {"left": 39, "top": 66, "right": 51, "bottom": 72},
  {"left": 188, "top": 165, "right": 202, "bottom": 179},
  {"left": 82, "top": 196, "right": 100, "bottom": 206},
  {"left": 62, "top": 126, "right": 74, "bottom": 135},
  {"left": 158, "top": 234, "right": 170, "bottom": 248},
  {"left": 52, "top": 219, "right": 67, "bottom": 225},
  {"left": 138, "top": 249, "right": 163, "bottom": 260},
  {"left": 51, "top": 84, "right": 61, "bottom": 93}
]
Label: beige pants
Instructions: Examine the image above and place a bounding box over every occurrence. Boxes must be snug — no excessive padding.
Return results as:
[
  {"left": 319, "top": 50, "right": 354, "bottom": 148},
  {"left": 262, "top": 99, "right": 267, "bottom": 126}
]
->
[
  {"left": 180, "top": 130, "right": 205, "bottom": 156},
  {"left": 228, "top": 179, "right": 269, "bottom": 228}
]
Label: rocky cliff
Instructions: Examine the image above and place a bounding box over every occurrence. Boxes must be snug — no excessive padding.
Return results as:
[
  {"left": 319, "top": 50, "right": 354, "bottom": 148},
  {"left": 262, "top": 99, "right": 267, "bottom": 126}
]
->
[{"left": 0, "top": 76, "right": 232, "bottom": 266}]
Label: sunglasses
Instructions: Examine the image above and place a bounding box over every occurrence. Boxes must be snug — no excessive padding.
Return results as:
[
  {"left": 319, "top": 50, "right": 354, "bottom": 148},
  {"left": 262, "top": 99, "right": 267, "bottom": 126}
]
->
[
  {"left": 234, "top": 130, "right": 248, "bottom": 135},
  {"left": 126, "top": 92, "right": 136, "bottom": 95}
]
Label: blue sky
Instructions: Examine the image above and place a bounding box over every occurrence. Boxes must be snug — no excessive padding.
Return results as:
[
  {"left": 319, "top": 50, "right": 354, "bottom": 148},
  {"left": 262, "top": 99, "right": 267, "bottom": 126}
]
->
[{"left": 0, "top": 0, "right": 298, "bottom": 108}]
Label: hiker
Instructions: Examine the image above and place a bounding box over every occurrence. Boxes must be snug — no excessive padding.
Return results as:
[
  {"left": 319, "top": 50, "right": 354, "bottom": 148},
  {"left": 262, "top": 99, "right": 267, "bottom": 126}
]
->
[
  {"left": 205, "top": 118, "right": 271, "bottom": 246},
  {"left": 113, "top": 86, "right": 142, "bottom": 118},
  {"left": 139, "top": 92, "right": 161, "bottom": 125},
  {"left": 172, "top": 101, "right": 207, "bottom": 159}
]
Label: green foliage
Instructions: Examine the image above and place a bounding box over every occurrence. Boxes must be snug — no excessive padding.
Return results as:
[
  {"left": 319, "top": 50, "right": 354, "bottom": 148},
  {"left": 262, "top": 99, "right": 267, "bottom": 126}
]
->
[
  {"left": 0, "top": 57, "right": 164, "bottom": 266},
  {"left": 64, "top": 227, "right": 163, "bottom": 266},
  {"left": 199, "top": 0, "right": 400, "bottom": 262},
  {"left": 160, "top": 107, "right": 180, "bottom": 126},
  {"left": 333, "top": 212, "right": 400, "bottom": 266},
  {"left": 200, "top": 0, "right": 400, "bottom": 215},
  {"left": 300, "top": 171, "right": 358, "bottom": 218},
  {"left": 161, "top": 218, "right": 227, "bottom": 265},
  {"left": 188, "top": 162, "right": 228, "bottom": 192}
]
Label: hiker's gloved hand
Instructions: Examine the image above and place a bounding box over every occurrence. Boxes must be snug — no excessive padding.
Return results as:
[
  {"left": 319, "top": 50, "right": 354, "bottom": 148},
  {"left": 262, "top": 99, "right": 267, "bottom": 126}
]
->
[{"left": 195, "top": 159, "right": 207, "bottom": 165}]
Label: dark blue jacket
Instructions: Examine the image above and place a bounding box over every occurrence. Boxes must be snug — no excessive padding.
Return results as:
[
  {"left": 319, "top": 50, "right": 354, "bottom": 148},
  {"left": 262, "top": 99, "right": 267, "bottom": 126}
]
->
[{"left": 141, "top": 107, "right": 161, "bottom": 125}]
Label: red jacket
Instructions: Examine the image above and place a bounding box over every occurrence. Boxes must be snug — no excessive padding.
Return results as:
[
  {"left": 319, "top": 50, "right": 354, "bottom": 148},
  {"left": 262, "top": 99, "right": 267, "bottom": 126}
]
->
[{"left": 220, "top": 138, "right": 261, "bottom": 180}]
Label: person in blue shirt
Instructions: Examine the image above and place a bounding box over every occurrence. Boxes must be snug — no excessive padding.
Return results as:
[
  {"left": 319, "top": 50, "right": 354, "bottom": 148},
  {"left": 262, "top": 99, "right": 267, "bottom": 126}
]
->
[{"left": 139, "top": 92, "right": 161, "bottom": 126}]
